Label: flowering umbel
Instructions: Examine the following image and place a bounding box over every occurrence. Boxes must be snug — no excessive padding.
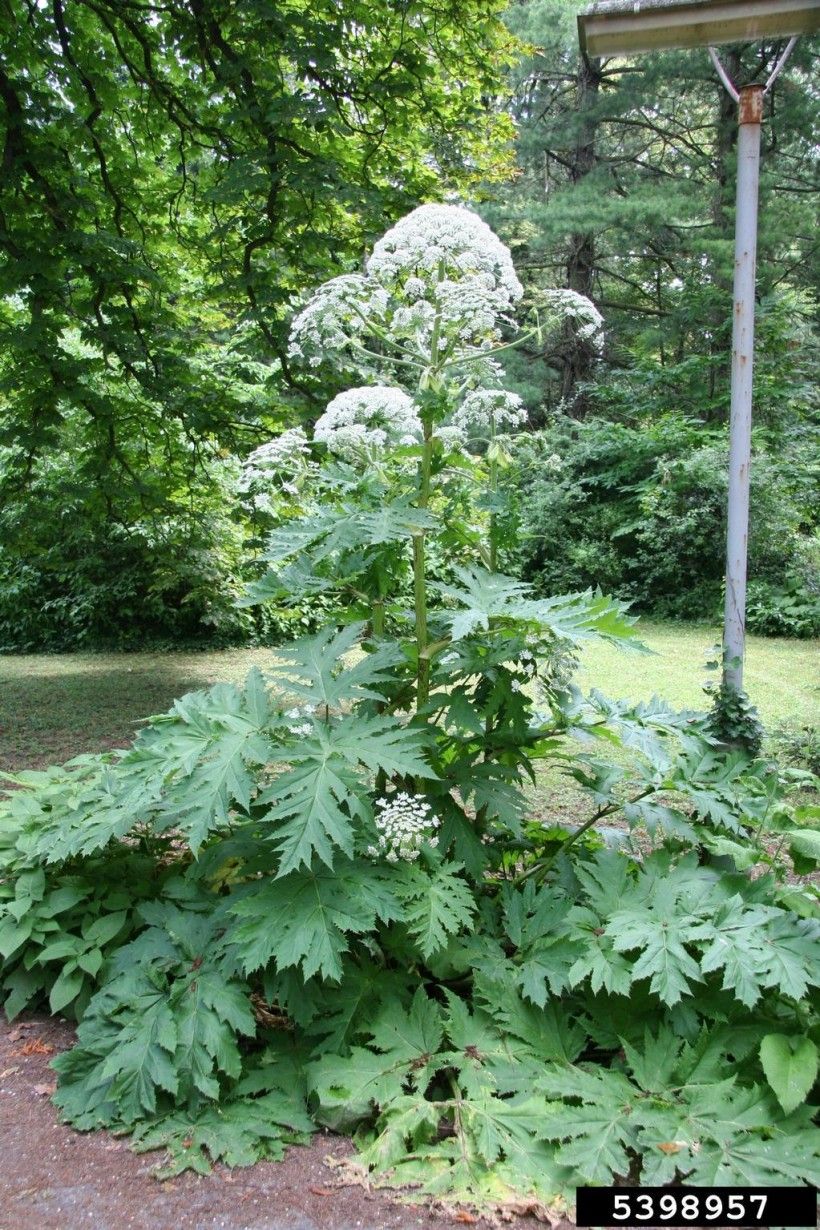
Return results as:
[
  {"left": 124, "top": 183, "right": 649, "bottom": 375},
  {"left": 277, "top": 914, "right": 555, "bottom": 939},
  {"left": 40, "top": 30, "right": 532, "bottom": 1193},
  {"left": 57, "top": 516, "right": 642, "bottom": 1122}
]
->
[
  {"left": 367, "top": 204, "right": 524, "bottom": 345},
  {"left": 313, "top": 387, "right": 422, "bottom": 459},
  {"left": 539, "top": 289, "right": 604, "bottom": 349},
  {"left": 366, "top": 792, "right": 440, "bottom": 863},
  {"left": 238, "top": 429, "right": 311, "bottom": 491},
  {"left": 285, "top": 204, "right": 526, "bottom": 374},
  {"left": 451, "top": 388, "right": 527, "bottom": 436},
  {"left": 288, "top": 275, "right": 389, "bottom": 369}
]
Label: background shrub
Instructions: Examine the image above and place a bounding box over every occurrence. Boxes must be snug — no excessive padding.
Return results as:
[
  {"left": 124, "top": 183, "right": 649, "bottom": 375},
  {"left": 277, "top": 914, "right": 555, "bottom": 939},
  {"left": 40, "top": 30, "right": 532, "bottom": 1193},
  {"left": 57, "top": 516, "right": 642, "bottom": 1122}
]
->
[{"left": 506, "top": 412, "right": 818, "bottom": 629}]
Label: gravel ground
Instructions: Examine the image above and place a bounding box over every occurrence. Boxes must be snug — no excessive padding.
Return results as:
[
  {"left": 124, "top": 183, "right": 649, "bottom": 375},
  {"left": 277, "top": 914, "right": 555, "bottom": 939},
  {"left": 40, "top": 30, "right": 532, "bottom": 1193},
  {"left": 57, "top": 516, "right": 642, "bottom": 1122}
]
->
[{"left": 0, "top": 1015, "right": 567, "bottom": 1230}]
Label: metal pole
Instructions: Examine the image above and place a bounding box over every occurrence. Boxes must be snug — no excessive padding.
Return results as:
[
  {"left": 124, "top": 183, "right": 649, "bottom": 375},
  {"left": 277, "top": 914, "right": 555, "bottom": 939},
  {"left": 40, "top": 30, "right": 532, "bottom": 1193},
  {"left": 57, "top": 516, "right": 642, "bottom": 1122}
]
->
[{"left": 723, "top": 84, "right": 763, "bottom": 694}]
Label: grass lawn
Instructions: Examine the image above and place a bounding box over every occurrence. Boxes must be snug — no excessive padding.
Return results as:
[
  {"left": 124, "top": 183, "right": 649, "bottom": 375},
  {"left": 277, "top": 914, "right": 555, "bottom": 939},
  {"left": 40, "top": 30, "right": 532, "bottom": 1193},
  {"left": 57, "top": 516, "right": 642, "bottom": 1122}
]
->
[
  {"left": 0, "top": 621, "right": 817, "bottom": 774},
  {"left": 577, "top": 621, "right": 819, "bottom": 727}
]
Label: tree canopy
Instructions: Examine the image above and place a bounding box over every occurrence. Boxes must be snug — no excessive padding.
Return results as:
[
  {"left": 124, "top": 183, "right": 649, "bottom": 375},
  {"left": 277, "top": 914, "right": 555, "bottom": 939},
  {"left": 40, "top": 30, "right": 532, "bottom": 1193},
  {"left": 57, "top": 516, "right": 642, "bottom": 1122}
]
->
[
  {"left": 0, "top": 0, "right": 516, "bottom": 457},
  {"left": 491, "top": 0, "right": 818, "bottom": 417}
]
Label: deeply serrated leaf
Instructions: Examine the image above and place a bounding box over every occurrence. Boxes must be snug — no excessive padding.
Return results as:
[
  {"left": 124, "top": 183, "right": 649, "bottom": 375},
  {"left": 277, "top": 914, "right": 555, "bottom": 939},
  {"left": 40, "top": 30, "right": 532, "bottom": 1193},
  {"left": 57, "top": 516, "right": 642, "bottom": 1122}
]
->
[
  {"left": 538, "top": 1066, "right": 639, "bottom": 1184},
  {"left": 396, "top": 861, "right": 476, "bottom": 959},
  {"left": 438, "top": 565, "right": 641, "bottom": 649},
  {"left": 229, "top": 859, "right": 401, "bottom": 981},
  {"left": 266, "top": 624, "right": 401, "bottom": 709},
  {"left": 607, "top": 880, "right": 704, "bottom": 1006},
  {"left": 130, "top": 1090, "right": 314, "bottom": 1176},
  {"left": 308, "top": 990, "right": 444, "bottom": 1129}
]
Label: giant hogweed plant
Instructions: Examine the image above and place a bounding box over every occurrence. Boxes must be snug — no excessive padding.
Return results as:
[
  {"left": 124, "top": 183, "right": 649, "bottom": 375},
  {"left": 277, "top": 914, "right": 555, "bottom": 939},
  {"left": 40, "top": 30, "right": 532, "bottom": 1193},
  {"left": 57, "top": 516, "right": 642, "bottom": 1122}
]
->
[{"left": 1, "top": 207, "right": 819, "bottom": 1213}]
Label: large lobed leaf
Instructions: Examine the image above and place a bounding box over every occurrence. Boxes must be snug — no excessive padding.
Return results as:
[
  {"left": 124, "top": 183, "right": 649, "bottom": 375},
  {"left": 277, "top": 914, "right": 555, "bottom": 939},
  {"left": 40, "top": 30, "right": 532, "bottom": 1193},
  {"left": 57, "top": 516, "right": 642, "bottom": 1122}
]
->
[
  {"left": 259, "top": 711, "right": 436, "bottom": 875},
  {"left": 264, "top": 623, "right": 404, "bottom": 708},
  {"left": 228, "top": 858, "right": 403, "bottom": 981},
  {"left": 438, "top": 565, "right": 643, "bottom": 648},
  {"left": 394, "top": 860, "right": 477, "bottom": 959},
  {"left": 53, "top": 903, "right": 255, "bottom": 1129}
]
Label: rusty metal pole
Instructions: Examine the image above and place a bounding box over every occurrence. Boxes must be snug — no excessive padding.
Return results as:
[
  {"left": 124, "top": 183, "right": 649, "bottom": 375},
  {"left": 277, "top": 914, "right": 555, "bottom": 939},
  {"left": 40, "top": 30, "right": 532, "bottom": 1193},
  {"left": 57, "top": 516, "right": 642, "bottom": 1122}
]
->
[{"left": 723, "top": 84, "right": 763, "bottom": 694}]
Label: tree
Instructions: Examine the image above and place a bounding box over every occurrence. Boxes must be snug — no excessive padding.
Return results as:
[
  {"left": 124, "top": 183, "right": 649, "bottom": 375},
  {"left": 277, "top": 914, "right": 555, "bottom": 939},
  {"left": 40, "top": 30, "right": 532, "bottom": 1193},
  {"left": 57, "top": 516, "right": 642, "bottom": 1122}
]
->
[
  {"left": 0, "top": 0, "right": 518, "bottom": 645},
  {"left": 487, "top": 0, "right": 818, "bottom": 420}
]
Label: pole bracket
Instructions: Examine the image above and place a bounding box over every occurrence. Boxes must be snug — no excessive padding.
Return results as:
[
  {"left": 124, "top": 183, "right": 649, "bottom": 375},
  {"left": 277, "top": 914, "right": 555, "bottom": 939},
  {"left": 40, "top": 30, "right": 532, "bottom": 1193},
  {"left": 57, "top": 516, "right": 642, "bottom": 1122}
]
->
[{"left": 708, "top": 35, "right": 799, "bottom": 103}]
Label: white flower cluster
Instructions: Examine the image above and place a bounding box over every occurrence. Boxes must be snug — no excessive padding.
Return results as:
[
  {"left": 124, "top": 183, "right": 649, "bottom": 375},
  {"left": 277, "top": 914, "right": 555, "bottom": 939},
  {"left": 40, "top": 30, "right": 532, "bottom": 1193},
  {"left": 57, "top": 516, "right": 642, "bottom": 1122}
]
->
[
  {"left": 504, "top": 645, "right": 539, "bottom": 692},
  {"left": 544, "top": 453, "right": 563, "bottom": 474},
  {"left": 366, "top": 792, "right": 440, "bottom": 863},
  {"left": 451, "top": 388, "right": 527, "bottom": 435},
  {"left": 540, "top": 289, "right": 604, "bottom": 348},
  {"left": 288, "top": 274, "right": 389, "bottom": 366},
  {"left": 433, "top": 424, "right": 467, "bottom": 451},
  {"left": 516, "top": 649, "right": 539, "bottom": 684},
  {"left": 313, "top": 386, "right": 422, "bottom": 459},
  {"left": 368, "top": 204, "right": 523, "bottom": 313},
  {"left": 287, "top": 206, "right": 526, "bottom": 375},
  {"left": 284, "top": 705, "right": 314, "bottom": 737},
  {"left": 238, "top": 429, "right": 311, "bottom": 493}
]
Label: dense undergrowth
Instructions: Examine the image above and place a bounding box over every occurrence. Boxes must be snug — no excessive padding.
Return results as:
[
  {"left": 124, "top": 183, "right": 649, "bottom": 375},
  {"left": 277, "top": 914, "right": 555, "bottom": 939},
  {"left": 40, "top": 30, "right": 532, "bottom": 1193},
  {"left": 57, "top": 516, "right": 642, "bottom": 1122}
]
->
[
  {"left": 2, "top": 646, "right": 818, "bottom": 1209},
  {"left": 1, "top": 207, "right": 818, "bottom": 1218}
]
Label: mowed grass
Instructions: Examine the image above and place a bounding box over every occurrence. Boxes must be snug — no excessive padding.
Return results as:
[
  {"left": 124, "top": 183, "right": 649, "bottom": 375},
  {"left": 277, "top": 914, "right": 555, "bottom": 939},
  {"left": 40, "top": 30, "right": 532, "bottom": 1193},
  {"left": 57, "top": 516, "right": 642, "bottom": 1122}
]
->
[
  {"left": 577, "top": 621, "right": 819, "bottom": 728},
  {"left": 0, "top": 622, "right": 817, "bottom": 774},
  {"left": 0, "top": 647, "right": 277, "bottom": 773}
]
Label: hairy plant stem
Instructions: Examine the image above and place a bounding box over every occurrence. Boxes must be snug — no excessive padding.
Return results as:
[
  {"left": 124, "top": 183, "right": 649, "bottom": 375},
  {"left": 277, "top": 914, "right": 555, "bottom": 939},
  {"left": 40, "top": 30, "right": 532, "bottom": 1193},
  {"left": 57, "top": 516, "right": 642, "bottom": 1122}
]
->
[
  {"left": 371, "top": 598, "right": 385, "bottom": 638},
  {"left": 514, "top": 786, "right": 655, "bottom": 885},
  {"left": 372, "top": 597, "right": 387, "bottom": 794},
  {"left": 488, "top": 416, "right": 498, "bottom": 574},
  {"left": 413, "top": 427, "right": 434, "bottom": 710},
  {"left": 439, "top": 322, "right": 542, "bottom": 374},
  {"left": 413, "top": 264, "right": 444, "bottom": 715}
]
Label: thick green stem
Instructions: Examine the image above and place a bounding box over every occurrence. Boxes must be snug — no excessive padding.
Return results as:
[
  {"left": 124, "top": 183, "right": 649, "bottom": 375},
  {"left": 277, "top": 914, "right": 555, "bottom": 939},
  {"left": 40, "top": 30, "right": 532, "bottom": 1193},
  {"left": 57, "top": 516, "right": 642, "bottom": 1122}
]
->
[
  {"left": 371, "top": 598, "right": 385, "bottom": 639},
  {"left": 488, "top": 417, "right": 498, "bottom": 574},
  {"left": 439, "top": 322, "right": 543, "bottom": 374},
  {"left": 514, "top": 787, "right": 655, "bottom": 885},
  {"left": 413, "top": 428, "right": 434, "bottom": 710},
  {"left": 412, "top": 262, "right": 446, "bottom": 715}
]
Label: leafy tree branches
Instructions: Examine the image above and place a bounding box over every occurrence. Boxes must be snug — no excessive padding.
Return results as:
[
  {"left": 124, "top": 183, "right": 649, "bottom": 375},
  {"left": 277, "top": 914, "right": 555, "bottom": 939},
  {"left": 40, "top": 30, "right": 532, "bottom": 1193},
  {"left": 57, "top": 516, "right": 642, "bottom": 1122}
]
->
[{"left": 489, "top": 0, "right": 818, "bottom": 416}]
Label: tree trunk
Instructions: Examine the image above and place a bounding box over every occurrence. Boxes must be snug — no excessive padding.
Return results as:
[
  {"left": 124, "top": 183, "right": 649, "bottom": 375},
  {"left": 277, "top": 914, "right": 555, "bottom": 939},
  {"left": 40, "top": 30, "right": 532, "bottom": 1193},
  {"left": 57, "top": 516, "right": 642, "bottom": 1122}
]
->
[{"left": 561, "top": 52, "right": 602, "bottom": 418}]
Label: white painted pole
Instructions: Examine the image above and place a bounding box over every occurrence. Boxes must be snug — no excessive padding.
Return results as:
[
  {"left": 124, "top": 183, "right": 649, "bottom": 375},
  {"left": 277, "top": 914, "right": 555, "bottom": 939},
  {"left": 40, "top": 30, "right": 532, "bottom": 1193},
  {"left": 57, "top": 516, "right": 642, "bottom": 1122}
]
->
[{"left": 723, "top": 84, "right": 763, "bottom": 694}]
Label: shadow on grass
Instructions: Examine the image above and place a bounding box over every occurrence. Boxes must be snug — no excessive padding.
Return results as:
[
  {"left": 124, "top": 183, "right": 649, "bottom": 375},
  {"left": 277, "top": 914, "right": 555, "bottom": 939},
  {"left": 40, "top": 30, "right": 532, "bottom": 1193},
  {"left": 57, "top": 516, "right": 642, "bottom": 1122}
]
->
[{"left": 0, "top": 660, "right": 226, "bottom": 773}]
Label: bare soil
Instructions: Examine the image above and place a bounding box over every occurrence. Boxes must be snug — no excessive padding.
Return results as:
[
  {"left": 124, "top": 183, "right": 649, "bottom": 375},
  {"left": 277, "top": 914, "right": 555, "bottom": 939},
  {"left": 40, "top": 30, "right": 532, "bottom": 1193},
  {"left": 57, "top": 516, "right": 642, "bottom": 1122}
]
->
[{"left": 0, "top": 1015, "right": 567, "bottom": 1230}]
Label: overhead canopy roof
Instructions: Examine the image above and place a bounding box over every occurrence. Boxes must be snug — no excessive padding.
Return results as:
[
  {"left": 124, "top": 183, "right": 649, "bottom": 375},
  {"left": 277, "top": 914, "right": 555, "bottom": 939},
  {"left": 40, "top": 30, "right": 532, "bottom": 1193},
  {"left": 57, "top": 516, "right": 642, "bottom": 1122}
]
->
[{"left": 578, "top": 0, "right": 820, "bottom": 56}]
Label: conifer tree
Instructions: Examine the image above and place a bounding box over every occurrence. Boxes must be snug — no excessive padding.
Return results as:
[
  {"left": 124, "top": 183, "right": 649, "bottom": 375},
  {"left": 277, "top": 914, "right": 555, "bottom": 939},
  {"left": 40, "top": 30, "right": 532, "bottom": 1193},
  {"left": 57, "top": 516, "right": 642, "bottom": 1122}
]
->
[{"left": 490, "top": 0, "right": 818, "bottom": 420}]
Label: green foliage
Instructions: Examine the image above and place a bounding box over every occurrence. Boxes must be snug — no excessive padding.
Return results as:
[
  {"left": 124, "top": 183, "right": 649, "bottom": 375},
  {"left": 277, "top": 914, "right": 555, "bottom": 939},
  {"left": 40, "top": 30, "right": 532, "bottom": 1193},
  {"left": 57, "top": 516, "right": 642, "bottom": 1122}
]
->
[
  {"left": 438, "top": 565, "right": 643, "bottom": 648},
  {"left": 759, "top": 1034, "right": 819, "bottom": 1117},
  {"left": 768, "top": 723, "right": 820, "bottom": 777},
  {"left": 53, "top": 901, "right": 256, "bottom": 1127},
  {"left": 0, "top": 851, "right": 153, "bottom": 1021},
  {"left": 0, "top": 0, "right": 517, "bottom": 650},
  {"left": 3, "top": 670, "right": 819, "bottom": 1196},
  {"left": 506, "top": 415, "right": 818, "bottom": 627},
  {"left": 0, "top": 765, "right": 177, "bottom": 1019},
  {"left": 229, "top": 860, "right": 403, "bottom": 982},
  {"left": 0, "top": 430, "right": 263, "bottom": 650},
  {"left": 540, "top": 1034, "right": 820, "bottom": 1187},
  {"left": 705, "top": 679, "right": 765, "bottom": 757},
  {"left": 129, "top": 1084, "right": 314, "bottom": 1179},
  {"left": 4, "top": 0, "right": 817, "bottom": 653},
  {"left": 746, "top": 578, "right": 820, "bottom": 639},
  {"left": 394, "top": 862, "right": 477, "bottom": 959}
]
